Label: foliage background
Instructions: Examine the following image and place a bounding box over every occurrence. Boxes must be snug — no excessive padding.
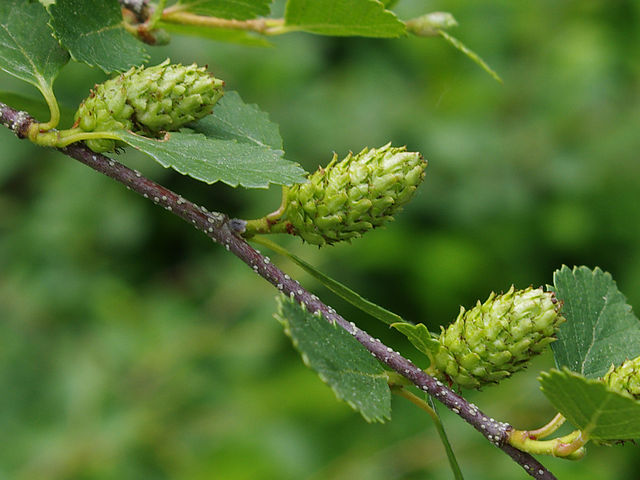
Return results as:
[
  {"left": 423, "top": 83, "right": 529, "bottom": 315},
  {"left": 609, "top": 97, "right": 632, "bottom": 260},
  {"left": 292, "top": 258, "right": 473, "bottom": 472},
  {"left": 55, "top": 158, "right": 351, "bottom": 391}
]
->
[{"left": 2, "top": 0, "right": 640, "bottom": 478}]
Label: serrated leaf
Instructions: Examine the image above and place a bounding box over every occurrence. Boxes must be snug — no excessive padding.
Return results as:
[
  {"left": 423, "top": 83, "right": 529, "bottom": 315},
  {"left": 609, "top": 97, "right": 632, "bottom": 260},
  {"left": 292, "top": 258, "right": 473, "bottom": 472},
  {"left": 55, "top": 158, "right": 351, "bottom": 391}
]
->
[
  {"left": 551, "top": 266, "right": 640, "bottom": 379},
  {"left": 190, "top": 91, "right": 283, "bottom": 150},
  {"left": 391, "top": 323, "right": 439, "bottom": 363},
  {"left": 539, "top": 368, "right": 640, "bottom": 441},
  {"left": 174, "top": 0, "right": 271, "bottom": 20},
  {"left": 252, "top": 236, "right": 403, "bottom": 325},
  {"left": 275, "top": 294, "right": 391, "bottom": 422},
  {"left": 284, "top": 0, "right": 405, "bottom": 37},
  {"left": 117, "top": 130, "right": 307, "bottom": 188},
  {"left": 157, "top": 21, "right": 270, "bottom": 46},
  {"left": 48, "top": 0, "right": 148, "bottom": 74},
  {"left": 0, "top": 0, "right": 69, "bottom": 91},
  {"left": 0, "top": 91, "right": 75, "bottom": 126}
]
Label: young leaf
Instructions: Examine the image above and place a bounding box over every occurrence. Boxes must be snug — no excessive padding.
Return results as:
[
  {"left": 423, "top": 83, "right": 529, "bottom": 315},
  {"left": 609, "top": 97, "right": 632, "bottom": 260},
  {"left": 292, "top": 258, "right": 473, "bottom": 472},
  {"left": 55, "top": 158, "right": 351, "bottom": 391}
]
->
[
  {"left": 274, "top": 294, "right": 391, "bottom": 423},
  {"left": 190, "top": 91, "right": 283, "bottom": 150},
  {"left": 551, "top": 266, "right": 640, "bottom": 379},
  {"left": 251, "top": 236, "right": 404, "bottom": 326},
  {"left": 390, "top": 322, "right": 439, "bottom": 362},
  {"left": 173, "top": 0, "right": 271, "bottom": 20},
  {"left": 117, "top": 130, "right": 307, "bottom": 188},
  {"left": 0, "top": 0, "right": 69, "bottom": 91},
  {"left": 48, "top": 0, "right": 149, "bottom": 73},
  {"left": 284, "top": 0, "right": 406, "bottom": 37},
  {"left": 157, "top": 21, "right": 271, "bottom": 46},
  {"left": 539, "top": 368, "right": 640, "bottom": 441}
]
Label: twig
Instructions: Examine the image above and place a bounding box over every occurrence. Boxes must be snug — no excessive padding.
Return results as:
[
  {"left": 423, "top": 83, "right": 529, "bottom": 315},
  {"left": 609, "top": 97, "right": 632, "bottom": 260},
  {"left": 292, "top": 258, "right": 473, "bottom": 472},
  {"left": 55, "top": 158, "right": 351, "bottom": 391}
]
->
[
  {"left": 0, "top": 102, "right": 556, "bottom": 480},
  {"left": 160, "top": 10, "right": 289, "bottom": 35}
]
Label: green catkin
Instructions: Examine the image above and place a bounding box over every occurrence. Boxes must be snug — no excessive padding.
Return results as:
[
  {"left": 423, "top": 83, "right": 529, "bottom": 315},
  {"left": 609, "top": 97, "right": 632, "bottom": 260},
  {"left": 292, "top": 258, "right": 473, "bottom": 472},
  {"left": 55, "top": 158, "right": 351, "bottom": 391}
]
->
[
  {"left": 274, "top": 143, "right": 427, "bottom": 246},
  {"left": 433, "top": 286, "right": 565, "bottom": 389},
  {"left": 74, "top": 59, "right": 224, "bottom": 152},
  {"left": 603, "top": 356, "right": 640, "bottom": 400}
]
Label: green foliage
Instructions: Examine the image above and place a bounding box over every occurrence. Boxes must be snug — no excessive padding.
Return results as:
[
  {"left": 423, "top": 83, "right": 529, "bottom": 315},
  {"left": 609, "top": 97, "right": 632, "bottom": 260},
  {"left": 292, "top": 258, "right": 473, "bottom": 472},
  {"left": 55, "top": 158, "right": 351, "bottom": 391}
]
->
[
  {"left": 274, "top": 294, "right": 391, "bottom": 423},
  {"left": 539, "top": 368, "right": 640, "bottom": 441},
  {"left": 48, "top": 0, "right": 148, "bottom": 73},
  {"left": 78, "top": 82, "right": 306, "bottom": 187},
  {"left": 551, "top": 266, "right": 640, "bottom": 379},
  {"left": 174, "top": 0, "right": 272, "bottom": 19},
  {"left": 284, "top": 0, "right": 405, "bottom": 37},
  {"left": 0, "top": 0, "right": 69, "bottom": 92},
  {"left": 118, "top": 129, "right": 306, "bottom": 188},
  {"left": 191, "top": 91, "right": 283, "bottom": 150},
  {"left": 2, "top": 1, "right": 640, "bottom": 478}
]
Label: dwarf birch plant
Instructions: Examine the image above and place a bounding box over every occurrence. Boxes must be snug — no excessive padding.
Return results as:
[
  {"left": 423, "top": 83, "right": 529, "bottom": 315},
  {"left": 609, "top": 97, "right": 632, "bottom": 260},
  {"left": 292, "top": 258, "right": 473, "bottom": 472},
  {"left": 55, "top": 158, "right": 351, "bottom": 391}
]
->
[{"left": 1, "top": 1, "right": 639, "bottom": 479}]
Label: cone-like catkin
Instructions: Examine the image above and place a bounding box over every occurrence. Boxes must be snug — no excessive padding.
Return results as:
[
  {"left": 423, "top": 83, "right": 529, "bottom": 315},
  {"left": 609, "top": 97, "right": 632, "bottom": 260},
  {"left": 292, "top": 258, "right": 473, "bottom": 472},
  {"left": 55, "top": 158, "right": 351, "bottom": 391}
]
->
[
  {"left": 276, "top": 143, "right": 426, "bottom": 245},
  {"left": 603, "top": 356, "right": 640, "bottom": 400},
  {"left": 74, "top": 59, "right": 224, "bottom": 152},
  {"left": 433, "top": 286, "right": 565, "bottom": 389}
]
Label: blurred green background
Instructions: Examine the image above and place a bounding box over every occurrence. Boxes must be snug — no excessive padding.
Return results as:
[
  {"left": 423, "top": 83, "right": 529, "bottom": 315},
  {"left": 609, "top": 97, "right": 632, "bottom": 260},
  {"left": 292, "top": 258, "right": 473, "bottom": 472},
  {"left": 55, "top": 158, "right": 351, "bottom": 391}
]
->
[{"left": 2, "top": 0, "right": 640, "bottom": 479}]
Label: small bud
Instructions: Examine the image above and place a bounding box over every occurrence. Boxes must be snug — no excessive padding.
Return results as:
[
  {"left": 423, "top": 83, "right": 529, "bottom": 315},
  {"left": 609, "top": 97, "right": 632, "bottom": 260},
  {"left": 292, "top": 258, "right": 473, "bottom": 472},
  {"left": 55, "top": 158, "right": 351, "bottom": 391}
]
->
[
  {"left": 274, "top": 143, "right": 427, "bottom": 246},
  {"left": 603, "top": 356, "right": 640, "bottom": 400},
  {"left": 433, "top": 287, "right": 565, "bottom": 389},
  {"left": 406, "top": 12, "right": 458, "bottom": 37},
  {"left": 74, "top": 59, "right": 224, "bottom": 152}
]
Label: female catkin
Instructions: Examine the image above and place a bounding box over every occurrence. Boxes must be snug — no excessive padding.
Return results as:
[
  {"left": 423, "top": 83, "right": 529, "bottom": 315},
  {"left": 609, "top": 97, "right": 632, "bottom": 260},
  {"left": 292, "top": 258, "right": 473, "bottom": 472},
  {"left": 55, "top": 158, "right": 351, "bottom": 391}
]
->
[{"left": 73, "top": 59, "right": 224, "bottom": 152}]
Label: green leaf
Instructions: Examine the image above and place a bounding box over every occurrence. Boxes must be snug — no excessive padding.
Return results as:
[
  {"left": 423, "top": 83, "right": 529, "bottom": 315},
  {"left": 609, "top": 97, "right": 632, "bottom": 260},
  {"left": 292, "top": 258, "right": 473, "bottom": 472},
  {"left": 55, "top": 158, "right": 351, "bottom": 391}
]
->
[
  {"left": 284, "top": 0, "right": 405, "bottom": 37},
  {"left": 117, "top": 130, "right": 307, "bottom": 188},
  {"left": 539, "top": 368, "right": 640, "bottom": 441},
  {"left": 390, "top": 322, "right": 439, "bottom": 362},
  {"left": 0, "top": 91, "right": 75, "bottom": 126},
  {"left": 0, "top": 0, "right": 69, "bottom": 91},
  {"left": 251, "top": 236, "right": 403, "bottom": 325},
  {"left": 157, "top": 21, "right": 271, "bottom": 46},
  {"left": 274, "top": 294, "right": 391, "bottom": 422},
  {"left": 190, "top": 91, "right": 283, "bottom": 150},
  {"left": 48, "top": 0, "right": 149, "bottom": 73},
  {"left": 551, "top": 266, "right": 640, "bottom": 379},
  {"left": 116, "top": 89, "right": 304, "bottom": 187},
  {"left": 174, "top": 0, "right": 271, "bottom": 20}
]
